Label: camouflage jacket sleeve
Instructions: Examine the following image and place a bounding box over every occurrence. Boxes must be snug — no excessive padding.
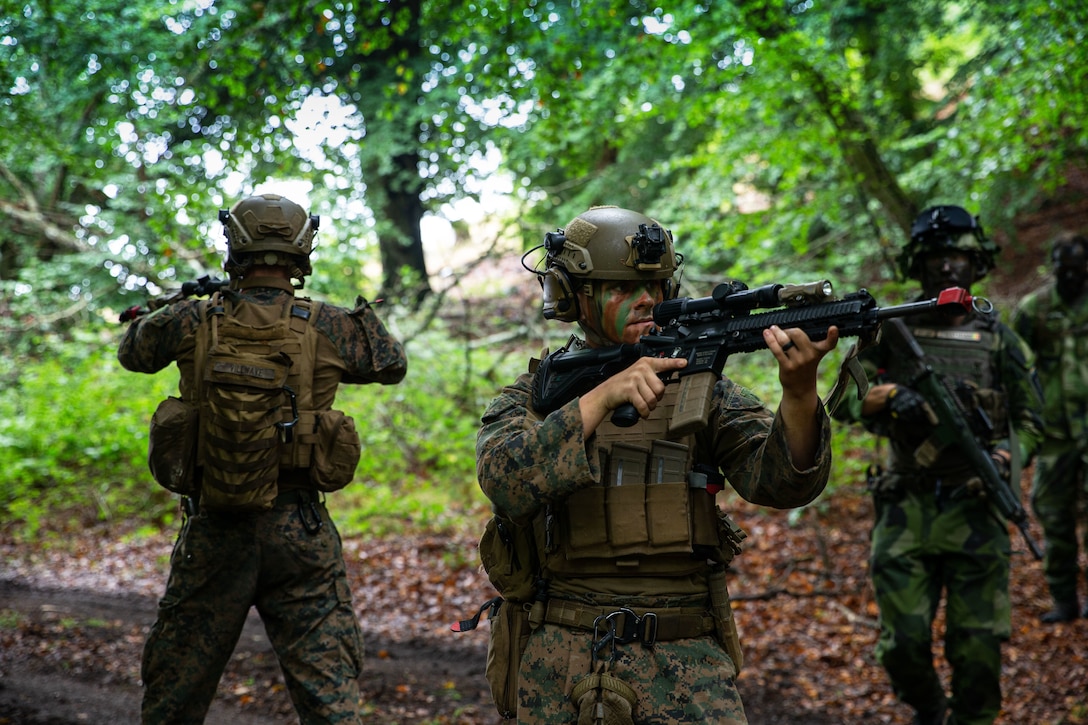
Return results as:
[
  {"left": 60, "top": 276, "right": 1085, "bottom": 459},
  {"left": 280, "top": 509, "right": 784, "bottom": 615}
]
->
[
  {"left": 476, "top": 369, "right": 832, "bottom": 520},
  {"left": 1012, "top": 283, "right": 1088, "bottom": 441},
  {"left": 318, "top": 300, "right": 407, "bottom": 385},
  {"left": 117, "top": 300, "right": 203, "bottom": 373},
  {"left": 476, "top": 372, "right": 600, "bottom": 520},
  {"left": 698, "top": 377, "right": 832, "bottom": 509}
]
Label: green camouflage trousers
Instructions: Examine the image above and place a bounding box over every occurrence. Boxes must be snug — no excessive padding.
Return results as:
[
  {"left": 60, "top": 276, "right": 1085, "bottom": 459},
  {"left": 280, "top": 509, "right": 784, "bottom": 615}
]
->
[
  {"left": 870, "top": 486, "right": 1011, "bottom": 725},
  {"left": 516, "top": 621, "right": 745, "bottom": 724},
  {"left": 1031, "top": 440, "right": 1088, "bottom": 605},
  {"left": 141, "top": 492, "right": 365, "bottom": 724}
]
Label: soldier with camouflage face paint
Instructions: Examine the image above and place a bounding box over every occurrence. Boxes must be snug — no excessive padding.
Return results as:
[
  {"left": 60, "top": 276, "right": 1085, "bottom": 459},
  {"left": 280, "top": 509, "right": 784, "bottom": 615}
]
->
[
  {"left": 1012, "top": 230, "right": 1088, "bottom": 624},
  {"left": 838, "top": 205, "right": 1045, "bottom": 725},
  {"left": 476, "top": 205, "right": 841, "bottom": 724},
  {"left": 119, "top": 192, "right": 407, "bottom": 724}
]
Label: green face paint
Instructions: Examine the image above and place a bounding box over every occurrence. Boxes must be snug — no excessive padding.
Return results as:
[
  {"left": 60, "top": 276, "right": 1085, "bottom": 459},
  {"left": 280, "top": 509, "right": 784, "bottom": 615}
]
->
[{"left": 588, "top": 280, "right": 663, "bottom": 346}]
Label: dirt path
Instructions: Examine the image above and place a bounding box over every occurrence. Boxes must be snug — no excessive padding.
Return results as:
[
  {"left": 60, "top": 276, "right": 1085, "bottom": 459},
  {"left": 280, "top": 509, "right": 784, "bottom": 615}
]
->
[
  {"left": 0, "top": 581, "right": 495, "bottom": 725},
  {"left": 0, "top": 580, "right": 838, "bottom": 725},
  {"left": 3, "top": 488, "right": 1084, "bottom": 725}
]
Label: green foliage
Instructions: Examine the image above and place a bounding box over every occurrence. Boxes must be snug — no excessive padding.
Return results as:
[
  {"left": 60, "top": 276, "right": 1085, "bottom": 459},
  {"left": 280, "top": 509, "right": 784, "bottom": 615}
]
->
[
  {"left": 0, "top": 337, "right": 177, "bottom": 539},
  {"left": 5, "top": 0, "right": 1087, "bottom": 340},
  {"left": 0, "top": 301, "right": 516, "bottom": 541},
  {"left": 4, "top": 0, "right": 1086, "bottom": 547}
]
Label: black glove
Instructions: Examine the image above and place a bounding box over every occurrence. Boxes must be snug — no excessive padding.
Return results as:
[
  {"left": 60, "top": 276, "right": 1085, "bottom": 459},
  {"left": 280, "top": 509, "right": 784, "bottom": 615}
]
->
[{"left": 887, "top": 385, "right": 937, "bottom": 426}]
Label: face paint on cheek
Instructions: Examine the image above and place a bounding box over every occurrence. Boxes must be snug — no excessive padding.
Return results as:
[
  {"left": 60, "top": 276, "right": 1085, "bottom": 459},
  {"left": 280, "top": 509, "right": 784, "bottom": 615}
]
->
[{"left": 604, "top": 295, "right": 638, "bottom": 342}]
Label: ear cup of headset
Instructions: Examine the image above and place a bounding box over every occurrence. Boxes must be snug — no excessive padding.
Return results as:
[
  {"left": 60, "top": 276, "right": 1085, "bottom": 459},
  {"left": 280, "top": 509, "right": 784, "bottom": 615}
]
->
[{"left": 541, "top": 267, "right": 579, "bottom": 321}]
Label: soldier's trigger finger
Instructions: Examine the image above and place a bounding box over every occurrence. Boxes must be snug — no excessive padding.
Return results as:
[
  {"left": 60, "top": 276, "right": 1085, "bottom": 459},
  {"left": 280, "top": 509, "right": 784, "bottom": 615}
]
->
[{"left": 647, "top": 356, "right": 687, "bottom": 373}]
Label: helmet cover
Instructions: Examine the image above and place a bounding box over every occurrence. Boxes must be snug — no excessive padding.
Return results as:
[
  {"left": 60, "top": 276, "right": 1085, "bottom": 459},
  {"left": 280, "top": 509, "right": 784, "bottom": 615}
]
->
[
  {"left": 220, "top": 193, "right": 318, "bottom": 279},
  {"left": 546, "top": 206, "right": 678, "bottom": 281}
]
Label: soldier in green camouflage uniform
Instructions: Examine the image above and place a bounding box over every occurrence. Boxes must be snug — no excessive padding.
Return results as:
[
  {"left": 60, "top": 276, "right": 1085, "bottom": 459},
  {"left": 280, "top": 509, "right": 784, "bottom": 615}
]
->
[
  {"left": 118, "top": 193, "right": 407, "bottom": 724},
  {"left": 1012, "top": 230, "right": 1088, "bottom": 623},
  {"left": 838, "top": 206, "right": 1044, "bottom": 725},
  {"left": 476, "top": 206, "right": 841, "bottom": 724}
]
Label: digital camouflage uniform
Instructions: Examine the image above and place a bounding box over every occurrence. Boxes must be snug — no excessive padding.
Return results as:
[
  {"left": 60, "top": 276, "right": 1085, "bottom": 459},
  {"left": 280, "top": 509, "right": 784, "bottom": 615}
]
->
[
  {"left": 477, "top": 356, "right": 832, "bottom": 725},
  {"left": 1013, "top": 279, "right": 1088, "bottom": 614},
  {"left": 842, "top": 303, "right": 1043, "bottom": 725},
  {"left": 119, "top": 275, "right": 407, "bottom": 724}
]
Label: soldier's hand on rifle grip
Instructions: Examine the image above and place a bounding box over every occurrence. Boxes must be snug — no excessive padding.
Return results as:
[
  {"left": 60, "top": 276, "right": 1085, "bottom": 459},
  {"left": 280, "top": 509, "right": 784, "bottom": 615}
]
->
[{"left": 579, "top": 356, "right": 687, "bottom": 436}]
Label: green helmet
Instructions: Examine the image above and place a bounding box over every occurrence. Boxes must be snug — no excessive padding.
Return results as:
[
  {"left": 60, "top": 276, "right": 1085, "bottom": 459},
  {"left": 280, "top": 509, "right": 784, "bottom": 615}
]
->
[
  {"left": 539, "top": 206, "right": 679, "bottom": 321},
  {"left": 899, "top": 205, "right": 999, "bottom": 282},
  {"left": 219, "top": 194, "right": 319, "bottom": 279}
]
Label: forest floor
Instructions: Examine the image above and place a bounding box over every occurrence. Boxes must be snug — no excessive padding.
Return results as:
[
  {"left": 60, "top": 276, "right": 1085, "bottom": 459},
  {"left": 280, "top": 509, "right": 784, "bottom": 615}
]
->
[{"left": 1, "top": 476, "right": 1086, "bottom": 725}]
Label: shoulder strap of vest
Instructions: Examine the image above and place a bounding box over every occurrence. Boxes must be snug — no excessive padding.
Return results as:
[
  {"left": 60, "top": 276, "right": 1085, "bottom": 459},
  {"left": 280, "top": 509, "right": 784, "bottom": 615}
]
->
[
  {"left": 192, "top": 292, "right": 223, "bottom": 397},
  {"left": 190, "top": 294, "right": 219, "bottom": 468},
  {"left": 287, "top": 297, "right": 321, "bottom": 412}
]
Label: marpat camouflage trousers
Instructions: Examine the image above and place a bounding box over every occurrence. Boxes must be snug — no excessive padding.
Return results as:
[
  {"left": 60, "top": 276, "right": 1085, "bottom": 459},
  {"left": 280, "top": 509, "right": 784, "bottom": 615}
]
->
[
  {"left": 516, "top": 622, "right": 746, "bottom": 724},
  {"left": 140, "top": 493, "right": 365, "bottom": 724}
]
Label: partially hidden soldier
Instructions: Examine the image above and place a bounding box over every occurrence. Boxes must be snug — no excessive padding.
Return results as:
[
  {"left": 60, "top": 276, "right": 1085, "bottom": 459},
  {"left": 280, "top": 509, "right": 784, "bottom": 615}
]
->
[
  {"left": 118, "top": 192, "right": 407, "bottom": 724},
  {"left": 475, "top": 205, "right": 840, "bottom": 724},
  {"left": 837, "top": 205, "right": 1044, "bottom": 725},
  {"left": 1012, "top": 230, "right": 1088, "bottom": 623}
]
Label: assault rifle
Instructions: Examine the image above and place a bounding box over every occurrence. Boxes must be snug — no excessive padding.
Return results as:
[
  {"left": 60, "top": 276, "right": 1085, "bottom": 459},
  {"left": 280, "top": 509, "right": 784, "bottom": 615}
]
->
[
  {"left": 879, "top": 318, "right": 1044, "bottom": 560},
  {"left": 118, "top": 275, "right": 230, "bottom": 322},
  {"left": 532, "top": 281, "right": 977, "bottom": 436}
]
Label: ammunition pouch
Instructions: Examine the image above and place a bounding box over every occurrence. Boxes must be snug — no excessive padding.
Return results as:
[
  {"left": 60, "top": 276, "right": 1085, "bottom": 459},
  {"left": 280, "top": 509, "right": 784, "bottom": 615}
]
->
[
  {"left": 546, "top": 482, "right": 722, "bottom": 577},
  {"left": 480, "top": 512, "right": 542, "bottom": 604},
  {"left": 866, "top": 464, "right": 903, "bottom": 503}
]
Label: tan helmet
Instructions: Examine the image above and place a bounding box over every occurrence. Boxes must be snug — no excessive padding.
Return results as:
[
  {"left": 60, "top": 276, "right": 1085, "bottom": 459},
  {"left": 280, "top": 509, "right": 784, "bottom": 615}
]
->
[
  {"left": 899, "top": 205, "right": 999, "bottom": 282},
  {"left": 539, "top": 206, "right": 679, "bottom": 321},
  {"left": 219, "top": 193, "right": 319, "bottom": 279}
]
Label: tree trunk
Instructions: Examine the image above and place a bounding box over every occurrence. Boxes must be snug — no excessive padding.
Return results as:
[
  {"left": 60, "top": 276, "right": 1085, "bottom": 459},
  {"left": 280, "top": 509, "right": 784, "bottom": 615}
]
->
[{"left": 376, "top": 151, "right": 432, "bottom": 305}]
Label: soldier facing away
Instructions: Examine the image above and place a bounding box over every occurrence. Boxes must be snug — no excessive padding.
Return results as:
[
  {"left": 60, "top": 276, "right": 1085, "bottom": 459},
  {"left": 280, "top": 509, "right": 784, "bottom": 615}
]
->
[
  {"left": 837, "top": 205, "right": 1044, "bottom": 725},
  {"left": 475, "top": 205, "right": 840, "bottom": 724},
  {"left": 1012, "top": 230, "right": 1088, "bottom": 623},
  {"left": 118, "top": 192, "right": 407, "bottom": 723}
]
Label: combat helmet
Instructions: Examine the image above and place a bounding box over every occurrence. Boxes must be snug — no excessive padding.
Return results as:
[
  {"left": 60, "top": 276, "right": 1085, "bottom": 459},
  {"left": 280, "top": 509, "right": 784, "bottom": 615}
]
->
[
  {"left": 219, "top": 193, "right": 319, "bottom": 282},
  {"left": 899, "top": 205, "right": 999, "bottom": 282},
  {"left": 535, "top": 205, "right": 680, "bottom": 321}
]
